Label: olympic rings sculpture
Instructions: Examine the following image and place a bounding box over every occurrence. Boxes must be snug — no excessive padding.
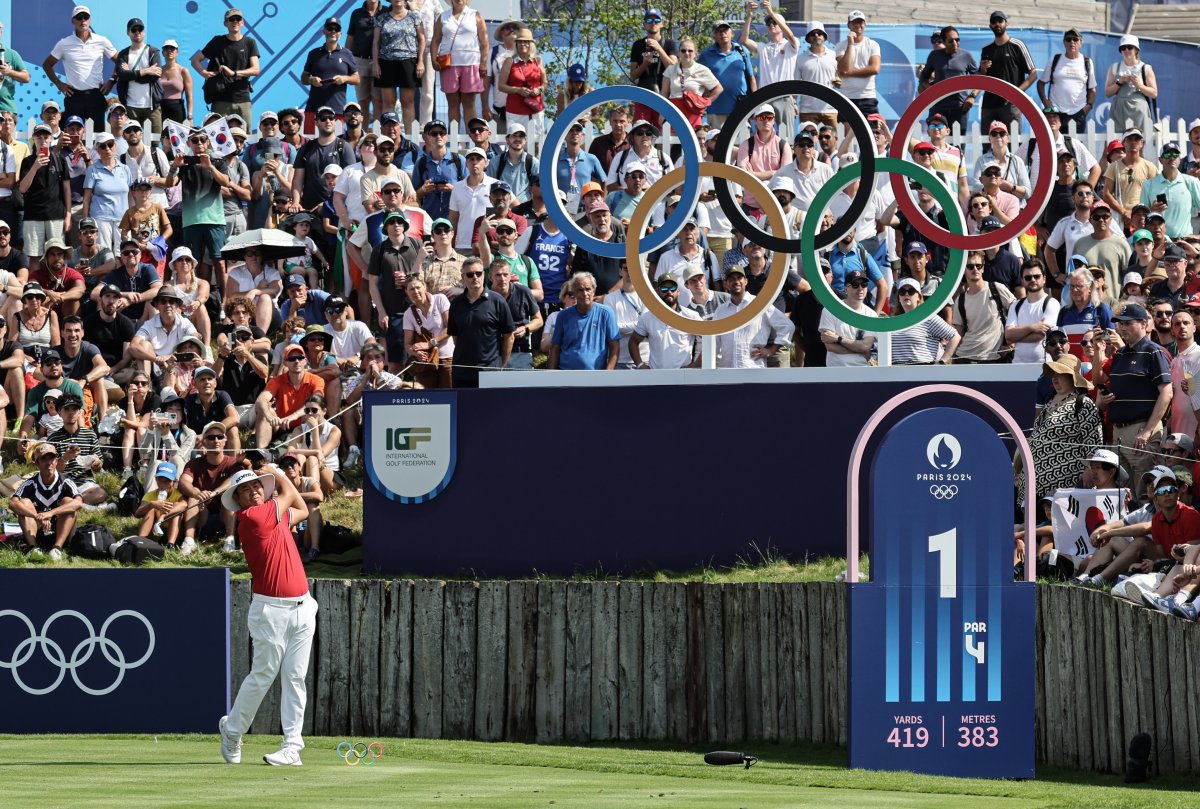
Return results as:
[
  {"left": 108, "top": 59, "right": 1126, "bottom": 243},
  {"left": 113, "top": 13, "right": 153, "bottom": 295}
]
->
[
  {"left": 337, "top": 740, "right": 385, "bottom": 765},
  {"left": 0, "top": 609, "right": 155, "bottom": 696},
  {"left": 538, "top": 79, "right": 1055, "bottom": 337}
]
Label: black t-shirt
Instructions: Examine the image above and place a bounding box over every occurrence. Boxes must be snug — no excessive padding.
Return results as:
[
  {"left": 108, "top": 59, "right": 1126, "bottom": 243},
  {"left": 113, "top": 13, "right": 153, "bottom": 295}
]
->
[
  {"left": 984, "top": 250, "right": 1022, "bottom": 291},
  {"left": 367, "top": 236, "right": 423, "bottom": 316},
  {"left": 1041, "top": 182, "right": 1076, "bottom": 230},
  {"left": 52, "top": 342, "right": 101, "bottom": 382},
  {"left": 500, "top": 283, "right": 539, "bottom": 353},
  {"left": 201, "top": 35, "right": 260, "bottom": 102},
  {"left": 980, "top": 39, "right": 1035, "bottom": 107},
  {"left": 132, "top": 389, "right": 161, "bottom": 417},
  {"left": 447, "top": 290, "right": 515, "bottom": 368},
  {"left": 0, "top": 247, "right": 28, "bottom": 276},
  {"left": 82, "top": 311, "right": 138, "bottom": 367},
  {"left": 219, "top": 355, "right": 266, "bottom": 404},
  {"left": 101, "top": 264, "right": 161, "bottom": 321},
  {"left": 183, "top": 390, "right": 234, "bottom": 436},
  {"left": 630, "top": 37, "right": 677, "bottom": 91},
  {"left": 898, "top": 208, "right": 951, "bottom": 275},
  {"left": 294, "top": 137, "right": 354, "bottom": 209},
  {"left": 19, "top": 152, "right": 67, "bottom": 220}
]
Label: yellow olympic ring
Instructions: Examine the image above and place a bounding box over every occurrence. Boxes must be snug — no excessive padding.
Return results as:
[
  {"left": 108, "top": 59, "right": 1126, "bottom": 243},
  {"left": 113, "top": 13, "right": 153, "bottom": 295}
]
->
[{"left": 625, "top": 163, "right": 790, "bottom": 337}]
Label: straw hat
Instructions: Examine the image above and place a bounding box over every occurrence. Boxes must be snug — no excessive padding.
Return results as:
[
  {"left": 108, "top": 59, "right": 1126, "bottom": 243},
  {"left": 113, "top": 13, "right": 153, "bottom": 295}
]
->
[{"left": 1043, "top": 353, "right": 1091, "bottom": 390}]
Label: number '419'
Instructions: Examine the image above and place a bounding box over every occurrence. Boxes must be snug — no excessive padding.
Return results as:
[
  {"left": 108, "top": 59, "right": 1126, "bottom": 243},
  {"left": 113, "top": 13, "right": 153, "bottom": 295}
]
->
[{"left": 887, "top": 727, "right": 929, "bottom": 748}]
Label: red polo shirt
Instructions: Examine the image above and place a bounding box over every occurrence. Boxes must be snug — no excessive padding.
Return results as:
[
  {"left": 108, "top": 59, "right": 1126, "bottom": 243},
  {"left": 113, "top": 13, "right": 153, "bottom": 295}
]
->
[{"left": 239, "top": 500, "right": 308, "bottom": 598}]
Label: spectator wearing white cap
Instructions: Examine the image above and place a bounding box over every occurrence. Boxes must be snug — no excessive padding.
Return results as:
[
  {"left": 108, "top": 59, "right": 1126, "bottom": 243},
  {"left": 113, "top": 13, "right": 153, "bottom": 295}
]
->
[
  {"left": 1105, "top": 35, "right": 1157, "bottom": 137},
  {"left": 834, "top": 10, "right": 880, "bottom": 119},
  {"left": 43, "top": 6, "right": 119, "bottom": 131},
  {"left": 794, "top": 23, "right": 838, "bottom": 129},
  {"left": 777, "top": 128, "right": 834, "bottom": 212},
  {"left": 606, "top": 119, "right": 673, "bottom": 191},
  {"left": 890, "top": 277, "right": 959, "bottom": 365},
  {"left": 735, "top": 104, "right": 790, "bottom": 214},
  {"left": 698, "top": 19, "right": 756, "bottom": 129},
  {"left": 158, "top": 39, "right": 191, "bottom": 125},
  {"left": 628, "top": 272, "right": 700, "bottom": 369},
  {"left": 1181, "top": 119, "right": 1200, "bottom": 178},
  {"left": 605, "top": 160, "right": 648, "bottom": 225},
  {"left": 447, "top": 148, "right": 496, "bottom": 252}
]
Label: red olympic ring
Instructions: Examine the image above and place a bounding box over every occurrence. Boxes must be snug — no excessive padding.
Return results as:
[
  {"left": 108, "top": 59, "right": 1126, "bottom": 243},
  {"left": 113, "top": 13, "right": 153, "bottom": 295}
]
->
[{"left": 887, "top": 75, "right": 1053, "bottom": 251}]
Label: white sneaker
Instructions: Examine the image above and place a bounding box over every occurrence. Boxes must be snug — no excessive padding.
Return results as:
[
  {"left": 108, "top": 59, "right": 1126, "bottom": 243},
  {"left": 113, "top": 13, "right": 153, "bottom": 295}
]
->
[
  {"left": 345, "top": 445, "right": 362, "bottom": 467},
  {"left": 263, "top": 747, "right": 302, "bottom": 766},
  {"left": 179, "top": 537, "right": 197, "bottom": 556},
  {"left": 221, "top": 536, "right": 238, "bottom": 553},
  {"left": 219, "top": 715, "right": 242, "bottom": 764},
  {"left": 48, "top": 547, "right": 64, "bottom": 562}
]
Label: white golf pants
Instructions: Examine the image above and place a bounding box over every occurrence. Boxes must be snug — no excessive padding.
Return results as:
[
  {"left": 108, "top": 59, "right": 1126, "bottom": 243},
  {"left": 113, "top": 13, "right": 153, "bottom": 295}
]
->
[{"left": 227, "top": 593, "right": 318, "bottom": 750}]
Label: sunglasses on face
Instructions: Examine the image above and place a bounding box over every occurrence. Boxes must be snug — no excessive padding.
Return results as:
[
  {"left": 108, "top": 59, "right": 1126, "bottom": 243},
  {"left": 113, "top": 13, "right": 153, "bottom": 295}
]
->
[
  {"left": 1075, "top": 190, "right": 1094, "bottom": 197},
  {"left": 1155, "top": 311, "right": 1174, "bottom": 318},
  {"left": 189, "top": 137, "right": 207, "bottom": 145},
  {"left": 507, "top": 133, "right": 526, "bottom": 140},
  {"left": 965, "top": 262, "right": 985, "bottom": 269},
  {"left": 123, "top": 249, "right": 143, "bottom": 257},
  {"left": 234, "top": 333, "right": 251, "bottom": 342},
  {"left": 130, "top": 379, "right": 149, "bottom": 386},
  {"left": 496, "top": 227, "right": 516, "bottom": 236},
  {"left": 644, "top": 17, "right": 661, "bottom": 23},
  {"left": 227, "top": 15, "right": 243, "bottom": 22},
  {"left": 470, "top": 127, "right": 487, "bottom": 134},
  {"left": 428, "top": 130, "right": 447, "bottom": 137},
  {"left": 1080, "top": 339, "right": 1092, "bottom": 347},
  {"left": 97, "top": 142, "right": 115, "bottom": 150},
  {"left": 286, "top": 356, "right": 306, "bottom": 363},
  {"left": 377, "top": 145, "right": 395, "bottom": 153},
  {"left": 658, "top": 284, "right": 677, "bottom": 292},
  {"left": 679, "top": 48, "right": 695, "bottom": 53},
  {"left": 898, "top": 289, "right": 920, "bottom": 296},
  {"left": 633, "top": 130, "right": 654, "bottom": 137},
  {"left": 756, "top": 113, "right": 775, "bottom": 120},
  {"left": 1157, "top": 485, "right": 1179, "bottom": 495},
  {"left": 929, "top": 123, "right": 947, "bottom": 131},
  {"left": 204, "top": 434, "right": 226, "bottom": 442},
  {"left": 463, "top": 271, "right": 484, "bottom": 278},
  {"left": 381, "top": 188, "right": 402, "bottom": 195},
  {"left": 74, "top": 13, "right": 90, "bottom": 21},
  {"left": 983, "top": 170, "right": 1002, "bottom": 178},
  {"left": 325, "top": 26, "right": 341, "bottom": 33},
  {"left": 1023, "top": 275, "right": 1042, "bottom": 282},
  {"left": 970, "top": 202, "right": 989, "bottom": 209},
  {"left": 1065, "top": 36, "right": 1080, "bottom": 42},
  {"left": 317, "top": 114, "right": 336, "bottom": 122},
  {"left": 304, "top": 407, "right": 321, "bottom": 415},
  {"left": 1047, "top": 337, "right": 1069, "bottom": 345},
  {"left": 325, "top": 306, "right": 346, "bottom": 315},
  {"left": 846, "top": 280, "right": 869, "bottom": 289},
  {"left": 433, "top": 227, "right": 451, "bottom": 236}
]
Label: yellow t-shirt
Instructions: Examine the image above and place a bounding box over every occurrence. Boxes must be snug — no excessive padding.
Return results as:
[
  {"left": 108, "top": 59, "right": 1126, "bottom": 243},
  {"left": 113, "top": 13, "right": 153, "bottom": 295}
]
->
[{"left": 142, "top": 487, "right": 183, "bottom": 505}]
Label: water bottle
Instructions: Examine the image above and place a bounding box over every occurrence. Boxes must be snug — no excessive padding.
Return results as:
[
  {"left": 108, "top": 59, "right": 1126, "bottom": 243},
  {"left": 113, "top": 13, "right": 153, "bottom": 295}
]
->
[{"left": 153, "top": 489, "right": 167, "bottom": 536}]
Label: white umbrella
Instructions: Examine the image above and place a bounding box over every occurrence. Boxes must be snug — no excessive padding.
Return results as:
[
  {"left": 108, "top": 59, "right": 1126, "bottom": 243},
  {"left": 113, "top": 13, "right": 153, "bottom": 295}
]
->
[{"left": 220, "top": 228, "right": 308, "bottom": 262}]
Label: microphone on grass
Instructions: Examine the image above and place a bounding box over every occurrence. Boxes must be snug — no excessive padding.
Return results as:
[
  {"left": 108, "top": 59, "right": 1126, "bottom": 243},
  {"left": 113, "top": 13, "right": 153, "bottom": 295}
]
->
[{"left": 704, "top": 751, "right": 758, "bottom": 769}]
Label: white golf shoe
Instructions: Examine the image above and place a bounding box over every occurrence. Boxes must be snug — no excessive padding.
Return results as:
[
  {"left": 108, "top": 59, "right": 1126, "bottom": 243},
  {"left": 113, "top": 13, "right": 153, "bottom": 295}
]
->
[
  {"left": 263, "top": 747, "right": 303, "bottom": 766},
  {"left": 219, "top": 715, "right": 242, "bottom": 764}
]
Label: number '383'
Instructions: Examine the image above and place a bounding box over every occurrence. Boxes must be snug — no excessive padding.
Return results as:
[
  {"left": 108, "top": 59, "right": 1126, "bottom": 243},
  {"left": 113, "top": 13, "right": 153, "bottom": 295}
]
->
[{"left": 958, "top": 726, "right": 999, "bottom": 747}]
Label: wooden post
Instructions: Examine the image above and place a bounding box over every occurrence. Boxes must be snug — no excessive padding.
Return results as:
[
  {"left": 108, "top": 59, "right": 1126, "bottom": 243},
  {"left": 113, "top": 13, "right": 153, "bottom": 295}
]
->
[
  {"left": 702, "top": 583, "right": 726, "bottom": 743},
  {"left": 474, "top": 581, "right": 508, "bottom": 741},
  {"left": 618, "top": 581, "right": 644, "bottom": 740},
  {"left": 505, "top": 580, "right": 538, "bottom": 742},
  {"left": 379, "top": 579, "right": 414, "bottom": 737},
  {"left": 564, "top": 582, "right": 593, "bottom": 742},
  {"left": 590, "top": 581, "right": 620, "bottom": 741},
  {"left": 722, "top": 584, "right": 745, "bottom": 742},
  {"left": 684, "top": 582, "right": 708, "bottom": 744},
  {"left": 412, "top": 580, "right": 445, "bottom": 739},
  {"left": 663, "top": 583, "right": 688, "bottom": 742},
  {"left": 535, "top": 581, "right": 567, "bottom": 743},
  {"left": 349, "top": 579, "right": 383, "bottom": 737},
  {"left": 642, "top": 582, "right": 667, "bottom": 740},
  {"left": 442, "top": 581, "right": 478, "bottom": 740}
]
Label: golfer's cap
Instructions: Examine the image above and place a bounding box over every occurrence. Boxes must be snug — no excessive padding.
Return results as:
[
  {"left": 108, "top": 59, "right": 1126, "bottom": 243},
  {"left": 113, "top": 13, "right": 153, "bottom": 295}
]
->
[
  {"left": 1162, "top": 142, "right": 1183, "bottom": 158},
  {"left": 130, "top": 177, "right": 152, "bottom": 190},
  {"left": 655, "top": 272, "right": 679, "bottom": 287},
  {"left": 506, "top": 122, "right": 527, "bottom": 136},
  {"left": 1090, "top": 200, "right": 1112, "bottom": 214},
  {"left": 423, "top": 119, "right": 447, "bottom": 133},
  {"left": 724, "top": 262, "right": 747, "bottom": 277},
  {"left": 754, "top": 103, "right": 776, "bottom": 118},
  {"left": 979, "top": 215, "right": 1003, "bottom": 230},
  {"left": 32, "top": 123, "right": 52, "bottom": 136},
  {"left": 194, "top": 365, "right": 217, "bottom": 379},
  {"left": 1113, "top": 302, "right": 1150, "bottom": 321},
  {"left": 1064, "top": 28, "right": 1082, "bottom": 39},
  {"left": 279, "top": 453, "right": 302, "bottom": 467},
  {"left": 316, "top": 106, "right": 336, "bottom": 118},
  {"left": 1123, "top": 271, "right": 1144, "bottom": 287},
  {"left": 492, "top": 218, "right": 517, "bottom": 231},
  {"left": 322, "top": 164, "right": 342, "bottom": 178},
  {"left": 380, "top": 111, "right": 401, "bottom": 125},
  {"left": 360, "top": 341, "right": 386, "bottom": 359},
  {"left": 41, "top": 100, "right": 61, "bottom": 113},
  {"left": 373, "top": 134, "right": 394, "bottom": 147},
  {"left": 285, "top": 274, "right": 308, "bottom": 288},
  {"left": 232, "top": 323, "right": 253, "bottom": 336},
  {"left": 580, "top": 181, "right": 604, "bottom": 197},
  {"left": 623, "top": 160, "right": 648, "bottom": 176},
  {"left": 163, "top": 39, "right": 179, "bottom": 50},
  {"left": 798, "top": 121, "right": 820, "bottom": 134},
  {"left": 978, "top": 160, "right": 1001, "bottom": 175},
  {"left": 767, "top": 175, "right": 797, "bottom": 197},
  {"left": 72, "top": 5, "right": 90, "bottom": 17},
  {"left": 896, "top": 277, "right": 923, "bottom": 294},
  {"left": 344, "top": 100, "right": 361, "bottom": 111},
  {"left": 324, "top": 16, "right": 342, "bottom": 29},
  {"left": 464, "top": 147, "right": 489, "bottom": 160},
  {"left": 155, "top": 461, "right": 179, "bottom": 481},
  {"left": 122, "top": 120, "right": 143, "bottom": 133},
  {"left": 1087, "top": 448, "right": 1120, "bottom": 466},
  {"left": 905, "top": 241, "right": 929, "bottom": 255},
  {"left": 175, "top": 335, "right": 204, "bottom": 352},
  {"left": 1123, "top": 128, "right": 1144, "bottom": 140},
  {"left": 844, "top": 269, "right": 868, "bottom": 283},
  {"left": 1043, "top": 104, "right": 1063, "bottom": 115},
  {"left": 567, "top": 63, "right": 586, "bottom": 82},
  {"left": 283, "top": 344, "right": 305, "bottom": 358},
  {"left": 491, "top": 181, "right": 512, "bottom": 194},
  {"left": 926, "top": 112, "right": 948, "bottom": 126},
  {"left": 22, "top": 282, "right": 46, "bottom": 298},
  {"left": 1163, "top": 242, "right": 1188, "bottom": 261},
  {"left": 847, "top": 9, "right": 866, "bottom": 22},
  {"left": 107, "top": 103, "right": 127, "bottom": 117},
  {"left": 630, "top": 119, "right": 660, "bottom": 137},
  {"left": 383, "top": 210, "right": 409, "bottom": 229},
  {"left": 431, "top": 217, "right": 453, "bottom": 230},
  {"left": 1146, "top": 466, "right": 1178, "bottom": 489},
  {"left": 466, "top": 117, "right": 488, "bottom": 130},
  {"left": 713, "top": 19, "right": 733, "bottom": 30},
  {"left": 127, "top": 17, "right": 144, "bottom": 31},
  {"left": 913, "top": 141, "right": 936, "bottom": 153},
  {"left": 98, "top": 282, "right": 123, "bottom": 297},
  {"left": 1166, "top": 432, "right": 1195, "bottom": 452},
  {"left": 221, "top": 469, "right": 275, "bottom": 512},
  {"left": 1147, "top": 211, "right": 1167, "bottom": 223}
]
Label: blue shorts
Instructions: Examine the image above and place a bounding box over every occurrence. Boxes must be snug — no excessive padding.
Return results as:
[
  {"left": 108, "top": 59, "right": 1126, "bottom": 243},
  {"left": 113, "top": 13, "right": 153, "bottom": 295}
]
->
[{"left": 184, "top": 224, "right": 227, "bottom": 266}]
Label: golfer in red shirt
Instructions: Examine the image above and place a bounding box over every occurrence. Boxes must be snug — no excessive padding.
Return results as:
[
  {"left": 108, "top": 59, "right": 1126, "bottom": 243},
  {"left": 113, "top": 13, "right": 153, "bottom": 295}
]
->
[{"left": 218, "top": 465, "right": 317, "bottom": 766}]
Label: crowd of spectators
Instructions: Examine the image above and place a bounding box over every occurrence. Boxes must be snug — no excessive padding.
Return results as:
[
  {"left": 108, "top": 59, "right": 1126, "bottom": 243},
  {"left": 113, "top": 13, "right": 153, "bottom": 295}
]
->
[{"left": 1, "top": 3, "right": 1199, "bottom": 599}]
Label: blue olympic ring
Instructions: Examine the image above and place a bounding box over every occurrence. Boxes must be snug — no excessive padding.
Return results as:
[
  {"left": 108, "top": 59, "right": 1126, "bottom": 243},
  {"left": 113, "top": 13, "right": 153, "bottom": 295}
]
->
[{"left": 539, "top": 85, "right": 702, "bottom": 259}]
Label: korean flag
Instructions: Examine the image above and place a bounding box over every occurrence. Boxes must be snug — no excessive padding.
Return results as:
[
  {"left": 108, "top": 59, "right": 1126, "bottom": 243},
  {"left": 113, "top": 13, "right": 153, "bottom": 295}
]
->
[{"left": 203, "top": 117, "right": 237, "bottom": 158}]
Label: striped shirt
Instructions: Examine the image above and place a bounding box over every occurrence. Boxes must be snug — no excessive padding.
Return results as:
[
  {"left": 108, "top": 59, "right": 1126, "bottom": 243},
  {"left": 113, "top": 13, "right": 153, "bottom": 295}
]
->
[
  {"left": 47, "top": 426, "right": 100, "bottom": 483},
  {"left": 891, "top": 316, "right": 957, "bottom": 365},
  {"left": 14, "top": 471, "right": 80, "bottom": 511}
]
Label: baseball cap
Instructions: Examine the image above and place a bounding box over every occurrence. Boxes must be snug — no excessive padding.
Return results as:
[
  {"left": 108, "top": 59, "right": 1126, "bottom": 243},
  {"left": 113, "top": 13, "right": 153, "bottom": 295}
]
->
[
  {"left": 845, "top": 269, "right": 869, "bottom": 284},
  {"left": 41, "top": 100, "right": 61, "bottom": 113},
  {"left": 847, "top": 10, "right": 866, "bottom": 22},
  {"left": 466, "top": 117, "right": 488, "bottom": 130},
  {"left": 99, "top": 282, "right": 123, "bottom": 297},
  {"left": 491, "top": 181, "right": 513, "bottom": 195},
  {"left": 423, "top": 119, "right": 447, "bottom": 133},
  {"left": 630, "top": 119, "right": 661, "bottom": 137},
  {"left": 913, "top": 141, "right": 936, "bottom": 153},
  {"left": 1090, "top": 201, "right": 1112, "bottom": 215},
  {"left": 40, "top": 348, "right": 62, "bottom": 363},
  {"left": 1064, "top": 28, "right": 1082, "bottom": 39},
  {"left": 1123, "top": 271, "right": 1144, "bottom": 287},
  {"left": 93, "top": 132, "right": 115, "bottom": 145},
  {"left": 127, "top": 17, "right": 144, "bottom": 30},
  {"left": 1166, "top": 433, "right": 1195, "bottom": 452},
  {"left": 926, "top": 112, "right": 948, "bottom": 126},
  {"left": 623, "top": 160, "right": 648, "bottom": 176},
  {"left": 990, "top": 10, "right": 1008, "bottom": 21},
  {"left": 1113, "top": 302, "right": 1150, "bottom": 321},
  {"left": 283, "top": 344, "right": 305, "bottom": 359},
  {"left": 1087, "top": 448, "right": 1120, "bottom": 466},
  {"left": 1069, "top": 254, "right": 1090, "bottom": 269},
  {"left": 380, "top": 111, "right": 401, "bottom": 126},
  {"left": 379, "top": 175, "right": 404, "bottom": 190},
  {"left": 567, "top": 63, "right": 586, "bottom": 82},
  {"left": 258, "top": 110, "right": 279, "bottom": 123},
  {"left": 163, "top": 39, "right": 179, "bottom": 50},
  {"left": 383, "top": 211, "right": 410, "bottom": 229},
  {"left": 713, "top": 20, "right": 733, "bottom": 30},
  {"left": 30, "top": 442, "right": 58, "bottom": 461},
  {"left": 285, "top": 274, "right": 308, "bottom": 288},
  {"left": 754, "top": 103, "right": 776, "bottom": 118},
  {"left": 32, "top": 123, "right": 52, "bottom": 136},
  {"left": 22, "top": 282, "right": 46, "bottom": 298},
  {"left": 896, "top": 277, "right": 923, "bottom": 295},
  {"left": 506, "top": 122, "right": 527, "bottom": 136},
  {"left": 322, "top": 164, "right": 343, "bottom": 177},
  {"left": 221, "top": 469, "right": 276, "bottom": 513},
  {"left": 724, "top": 262, "right": 747, "bottom": 277},
  {"left": 1162, "top": 142, "right": 1183, "bottom": 158},
  {"left": 193, "top": 365, "right": 217, "bottom": 379},
  {"left": 681, "top": 266, "right": 705, "bottom": 282},
  {"left": 989, "top": 121, "right": 1009, "bottom": 134},
  {"left": 905, "top": 241, "right": 928, "bottom": 255},
  {"left": 1105, "top": 139, "right": 1125, "bottom": 157},
  {"left": 431, "top": 217, "right": 453, "bottom": 230},
  {"left": 72, "top": 5, "right": 90, "bottom": 17},
  {"left": 644, "top": 8, "right": 663, "bottom": 19},
  {"left": 979, "top": 216, "right": 1003, "bottom": 230},
  {"left": 580, "top": 181, "right": 604, "bottom": 197},
  {"left": 225, "top": 8, "right": 243, "bottom": 21},
  {"left": 359, "top": 341, "right": 386, "bottom": 359},
  {"left": 464, "top": 147, "right": 488, "bottom": 161},
  {"left": 1146, "top": 211, "right": 1167, "bottom": 224},
  {"left": 42, "top": 388, "right": 63, "bottom": 402},
  {"left": 1123, "top": 128, "right": 1144, "bottom": 140},
  {"left": 1163, "top": 243, "right": 1188, "bottom": 261},
  {"left": 155, "top": 461, "right": 179, "bottom": 481},
  {"left": 978, "top": 160, "right": 1002, "bottom": 175},
  {"left": 491, "top": 218, "right": 516, "bottom": 231},
  {"left": 586, "top": 199, "right": 610, "bottom": 214},
  {"left": 324, "top": 16, "right": 342, "bottom": 29}
]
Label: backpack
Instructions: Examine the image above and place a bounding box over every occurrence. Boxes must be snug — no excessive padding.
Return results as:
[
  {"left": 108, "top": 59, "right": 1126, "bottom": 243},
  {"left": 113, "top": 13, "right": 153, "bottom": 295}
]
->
[
  {"left": 117, "top": 472, "right": 145, "bottom": 517},
  {"left": 1026, "top": 134, "right": 1083, "bottom": 179},
  {"left": 414, "top": 152, "right": 465, "bottom": 187},
  {"left": 613, "top": 146, "right": 668, "bottom": 182},
  {"left": 71, "top": 524, "right": 117, "bottom": 559},
  {"left": 745, "top": 135, "right": 786, "bottom": 165},
  {"left": 121, "top": 147, "right": 168, "bottom": 182},
  {"left": 111, "top": 536, "right": 165, "bottom": 565},
  {"left": 1046, "top": 52, "right": 1094, "bottom": 103},
  {"left": 488, "top": 149, "right": 535, "bottom": 187},
  {"left": 957, "top": 280, "right": 1009, "bottom": 331},
  {"left": 320, "top": 523, "right": 359, "bottom": 555}
]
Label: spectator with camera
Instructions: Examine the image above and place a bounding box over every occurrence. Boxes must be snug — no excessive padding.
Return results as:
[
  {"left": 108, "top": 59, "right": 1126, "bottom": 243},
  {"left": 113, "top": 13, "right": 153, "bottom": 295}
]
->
[
  {"left": 129, "top": 284, "right": 199, "bottom": 378},
  {"left": 10, "top": 441, "right": 81, "bottom": 561},
  {"left": 139, "top": 388, "right": 195, "bottom": 476}
]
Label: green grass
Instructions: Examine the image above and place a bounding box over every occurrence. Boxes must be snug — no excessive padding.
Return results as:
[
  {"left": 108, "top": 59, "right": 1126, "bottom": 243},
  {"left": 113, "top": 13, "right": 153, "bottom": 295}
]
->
[{"left": 0, "top": 735, "right": 1190, "bottom": 808}]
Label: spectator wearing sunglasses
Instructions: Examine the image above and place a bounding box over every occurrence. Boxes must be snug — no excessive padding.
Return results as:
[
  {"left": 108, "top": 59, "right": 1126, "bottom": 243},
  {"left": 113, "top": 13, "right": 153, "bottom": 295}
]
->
[
  {"left": 213, "top": 322, "right": 268, "bottom": 426},
  {"left": 193, "top": 8, "right": 260, "bottom": 126},
  {"left": 113, "top": 18, "right": 163, "bottom": 135},
  {"left": 421, "top": 218, "right": 465, "bottom": 299},
  {"left": 1074, "top": 201, "right": 1132, "bottom": 296},
  {"left": 1037, "top": 29, "right": 1096, "bottom": 132},
  {"left": 43, "top": 6, "right": 119, "bottom": 131},
  {"left": 978, "top": 12, "right": 1036, "bottom": 131},
  {"left": 81, "top": 133, "right": 131, "bottom": 254},
  {"left": 1005, "top": 259, "right": 1062, "bottom": 364},
  {"left": 629, "top": 9, "right": 678, "bottom": 126},
  {"left": 291, "top": 109, "right": 354, "bottom": 212},
  {"left": 301, "top": 17, "right": 359, "bottom": 127},
  {"left": 698, "top": 20, "right": 753, "bottom": 130},
  {"left": 163, "top": 130, "right": 232, "bottom": 289},
  {"left": 255, "top": 344, "right": 325, "bottom": 449},
  {"left": 917, "top": 26, "right": 978, "bottom": 133}
]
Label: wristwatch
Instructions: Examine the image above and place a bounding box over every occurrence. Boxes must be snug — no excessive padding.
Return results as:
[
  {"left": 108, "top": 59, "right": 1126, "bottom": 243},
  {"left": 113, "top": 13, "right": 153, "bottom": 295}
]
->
[{"left": 837, "top": 335, "right": 844, "bottom": 345}]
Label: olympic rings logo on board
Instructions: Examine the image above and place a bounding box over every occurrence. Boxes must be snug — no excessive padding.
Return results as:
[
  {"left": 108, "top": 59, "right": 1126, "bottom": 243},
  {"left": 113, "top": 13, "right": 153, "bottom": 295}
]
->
[
  {"left": 0, "top": 609, "right": 155, "bottom": 696},
  {"left": 929, "top": 485, "right": 959, "bottom": 500},
  {"left": 539, "top": 78, "right": 1054, "bottom": 337},
  {"left": 337, "top": 740, "right": 385, "bottom": 766}
]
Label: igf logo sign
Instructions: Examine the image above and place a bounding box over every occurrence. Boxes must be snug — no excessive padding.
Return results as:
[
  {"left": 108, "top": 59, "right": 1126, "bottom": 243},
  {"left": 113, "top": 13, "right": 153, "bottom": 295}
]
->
[{"left": 385, "top": 427, "right": 432, "bottom": 451}]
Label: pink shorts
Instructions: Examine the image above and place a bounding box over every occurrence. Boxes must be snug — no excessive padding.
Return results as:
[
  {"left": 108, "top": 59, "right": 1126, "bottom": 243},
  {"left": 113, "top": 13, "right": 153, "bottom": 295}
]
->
[{"left": 441, "top": 64, "right": 484, "bottom": 95}]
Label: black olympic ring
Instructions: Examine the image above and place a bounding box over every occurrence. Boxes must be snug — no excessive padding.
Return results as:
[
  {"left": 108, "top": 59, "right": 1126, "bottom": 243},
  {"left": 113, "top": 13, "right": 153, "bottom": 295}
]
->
[{"left": 712, "top": 80, "right": 876, "bottom": 253}]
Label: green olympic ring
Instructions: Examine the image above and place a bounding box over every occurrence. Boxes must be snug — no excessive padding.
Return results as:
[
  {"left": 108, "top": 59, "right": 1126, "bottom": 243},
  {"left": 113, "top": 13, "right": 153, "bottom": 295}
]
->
[{"left": 800, "top": 156, "right": 967, "bottom": 333}]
